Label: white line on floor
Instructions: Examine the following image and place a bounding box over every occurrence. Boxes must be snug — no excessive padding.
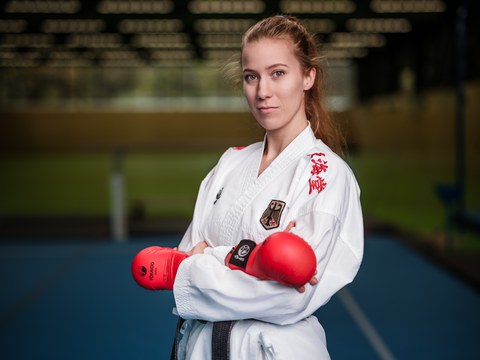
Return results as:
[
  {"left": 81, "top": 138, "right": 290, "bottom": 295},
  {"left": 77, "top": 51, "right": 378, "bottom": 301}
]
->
[{"left": 338, "top": 288, "right": 396, "bottom": 360}]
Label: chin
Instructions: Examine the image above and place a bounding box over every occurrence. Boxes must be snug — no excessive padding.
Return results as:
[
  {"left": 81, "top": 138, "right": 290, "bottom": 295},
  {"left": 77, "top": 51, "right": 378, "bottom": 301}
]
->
[
  {"left": 255, "top": 113, "right": 280, "bottom": 125},
  {"left": 256, "top": 119, "right": 281, "bottom": 132}
]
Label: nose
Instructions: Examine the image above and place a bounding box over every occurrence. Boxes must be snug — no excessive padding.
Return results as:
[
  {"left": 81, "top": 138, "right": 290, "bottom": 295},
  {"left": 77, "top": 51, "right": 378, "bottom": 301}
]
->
[{"left": 256, "top": 77, "right": 272, "bottom": 100}]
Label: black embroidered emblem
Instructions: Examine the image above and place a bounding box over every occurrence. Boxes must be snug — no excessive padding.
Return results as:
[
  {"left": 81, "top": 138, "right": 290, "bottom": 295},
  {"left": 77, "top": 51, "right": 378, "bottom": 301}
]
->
[
  {"left": 260, "top": 200, "right": 286, "bottom": 230},
  {"left": 214, "top": 187, "right": 224, "bottom": 204}
]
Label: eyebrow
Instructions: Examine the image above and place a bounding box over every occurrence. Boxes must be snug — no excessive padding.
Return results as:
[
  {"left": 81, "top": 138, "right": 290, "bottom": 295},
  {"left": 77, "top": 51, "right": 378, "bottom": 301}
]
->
[{"left": 243, "top": 63, "right": 289, "bottom": 72}]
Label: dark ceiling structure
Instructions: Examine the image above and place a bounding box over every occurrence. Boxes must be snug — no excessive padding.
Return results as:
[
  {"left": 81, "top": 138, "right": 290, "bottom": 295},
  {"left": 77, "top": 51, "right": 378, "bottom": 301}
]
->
[{"left": 0, "top": 0, "right": 478, "bottom": 98}]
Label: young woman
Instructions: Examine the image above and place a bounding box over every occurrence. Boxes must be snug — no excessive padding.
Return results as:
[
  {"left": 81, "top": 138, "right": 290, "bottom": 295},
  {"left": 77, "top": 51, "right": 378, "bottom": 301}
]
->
[{"left": 141, "top": 15, "right": 364, "bottom": 359}]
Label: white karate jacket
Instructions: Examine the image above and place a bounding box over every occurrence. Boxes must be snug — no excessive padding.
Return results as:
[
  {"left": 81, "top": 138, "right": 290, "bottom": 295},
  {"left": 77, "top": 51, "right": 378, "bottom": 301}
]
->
[{"left": 174, "top": 124, "right": 364, "bottom": 359}]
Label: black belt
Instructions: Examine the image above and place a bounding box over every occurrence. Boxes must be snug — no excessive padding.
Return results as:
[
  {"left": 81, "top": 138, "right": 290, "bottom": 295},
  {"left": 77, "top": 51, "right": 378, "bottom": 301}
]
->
[
  {"left": 212, "top": 321, "right": 235, "bottom": 360},
  {"left": 170, "top": 318, "right": 235, "bottom": 360},
  {"left": 170, "top": 317, "right": 185, "bottom": 360}
]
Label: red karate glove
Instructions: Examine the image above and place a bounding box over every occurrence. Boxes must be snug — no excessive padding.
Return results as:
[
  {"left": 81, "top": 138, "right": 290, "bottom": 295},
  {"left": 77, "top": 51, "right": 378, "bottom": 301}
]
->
[
  {"left": 131, "top": 246, "right": 189, "bottom": 290},
  {"left": 226, "top": 232, "right": 317, "bottom": 287}
]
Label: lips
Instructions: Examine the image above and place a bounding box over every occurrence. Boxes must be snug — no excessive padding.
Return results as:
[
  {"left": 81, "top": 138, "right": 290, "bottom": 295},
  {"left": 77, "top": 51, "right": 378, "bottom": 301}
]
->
[{"left": 257, "top": 106, "right": 278, "bottom": 114}]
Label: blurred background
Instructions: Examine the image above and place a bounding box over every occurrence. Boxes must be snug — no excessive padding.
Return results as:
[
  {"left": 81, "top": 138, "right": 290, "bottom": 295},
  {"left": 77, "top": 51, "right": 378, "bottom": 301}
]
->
[
  {"left": 1, "top": 0, "right": 479, "bottom": 272},
  {"left": 0, "top": 1, "right": 479, "bottom": 359}
]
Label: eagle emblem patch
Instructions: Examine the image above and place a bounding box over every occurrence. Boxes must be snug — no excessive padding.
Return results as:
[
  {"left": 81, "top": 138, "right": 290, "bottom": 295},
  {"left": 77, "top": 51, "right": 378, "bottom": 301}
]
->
[{"left": 260, "top": 200, "right": 286, "bottom": 230}]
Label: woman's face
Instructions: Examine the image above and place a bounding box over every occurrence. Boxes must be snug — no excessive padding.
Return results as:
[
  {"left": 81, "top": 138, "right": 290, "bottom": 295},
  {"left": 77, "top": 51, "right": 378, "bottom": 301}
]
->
[{"left": 242, "top": 37, "right": 315, "bottom": 136}]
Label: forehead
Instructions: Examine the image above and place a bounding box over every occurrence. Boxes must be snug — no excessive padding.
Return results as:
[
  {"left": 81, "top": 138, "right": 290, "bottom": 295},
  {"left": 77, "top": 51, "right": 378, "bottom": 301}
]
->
[{"left": 241, "top": 37, "right": 299, "bottom": 70}]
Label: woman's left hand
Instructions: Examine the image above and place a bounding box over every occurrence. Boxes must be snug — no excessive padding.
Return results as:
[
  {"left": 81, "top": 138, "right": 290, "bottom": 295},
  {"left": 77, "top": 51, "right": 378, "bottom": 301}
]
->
[
  {"left": 295, "top": 271, "right": 318, "bottom": 293},
  {"left": 186, "top": 241, "right": 209, "bottom": 256},
  {"left": 284, "top": 221, "right": 318, "bottom": 293}
]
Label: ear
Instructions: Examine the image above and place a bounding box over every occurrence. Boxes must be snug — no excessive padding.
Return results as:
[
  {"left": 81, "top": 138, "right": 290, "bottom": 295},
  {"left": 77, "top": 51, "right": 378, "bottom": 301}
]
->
[{"left": 303, "top": 67, "right": 316, "bottom": 91}]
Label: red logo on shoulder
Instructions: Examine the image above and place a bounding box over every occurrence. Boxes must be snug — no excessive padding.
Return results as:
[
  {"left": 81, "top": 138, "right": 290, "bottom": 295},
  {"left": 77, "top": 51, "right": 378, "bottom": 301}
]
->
[{"left": 307, "top": 152, "right": 328, "bottom": 195}]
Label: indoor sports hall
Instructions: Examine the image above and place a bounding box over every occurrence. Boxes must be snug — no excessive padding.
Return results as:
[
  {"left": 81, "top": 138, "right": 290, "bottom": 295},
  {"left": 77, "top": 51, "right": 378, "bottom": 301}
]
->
[{"left": 1, "top": 1, "right": 479, "bottom": 359}]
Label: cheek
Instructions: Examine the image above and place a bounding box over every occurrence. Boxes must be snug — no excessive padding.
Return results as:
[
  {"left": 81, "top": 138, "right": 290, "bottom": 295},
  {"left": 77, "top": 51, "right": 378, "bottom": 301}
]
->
[
  {"left": 278, "top": 79, "right": 304, "bottom": 102},
  {"left": 243, "top": 84, "right": 256, "bottom": 104}
]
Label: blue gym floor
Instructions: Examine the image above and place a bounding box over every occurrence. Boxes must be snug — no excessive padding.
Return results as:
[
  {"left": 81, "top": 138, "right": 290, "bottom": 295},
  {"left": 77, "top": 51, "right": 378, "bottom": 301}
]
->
[{"left": 1, "top": 234, "right": 479, "bottom": 360}]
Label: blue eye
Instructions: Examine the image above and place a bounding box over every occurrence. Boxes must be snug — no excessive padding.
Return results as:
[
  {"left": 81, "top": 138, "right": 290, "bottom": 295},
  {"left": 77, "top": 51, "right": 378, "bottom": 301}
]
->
[{"left": 272, "top": 70, "right": 285, "bottom": 78}]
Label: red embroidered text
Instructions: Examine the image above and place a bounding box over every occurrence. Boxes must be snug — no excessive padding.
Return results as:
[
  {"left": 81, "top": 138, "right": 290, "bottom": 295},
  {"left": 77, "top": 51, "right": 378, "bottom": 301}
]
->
[
  {"left": 309, "top": 176, "right": 327, "bottom": 195},
  {"left": 307, "top": 152, "right": 328, "bottom": 195}
]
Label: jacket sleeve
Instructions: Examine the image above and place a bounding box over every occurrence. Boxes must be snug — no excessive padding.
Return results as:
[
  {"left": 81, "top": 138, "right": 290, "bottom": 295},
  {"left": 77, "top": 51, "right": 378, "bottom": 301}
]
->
[{"left": 173, "top": 176, "right": 363, "bottom": 325}]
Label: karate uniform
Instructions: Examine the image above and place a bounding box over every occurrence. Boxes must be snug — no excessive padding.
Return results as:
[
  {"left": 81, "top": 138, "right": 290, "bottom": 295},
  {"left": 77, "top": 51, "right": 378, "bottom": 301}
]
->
[{"left": 174, "top": 124, "right": 363, "bottom": 359}]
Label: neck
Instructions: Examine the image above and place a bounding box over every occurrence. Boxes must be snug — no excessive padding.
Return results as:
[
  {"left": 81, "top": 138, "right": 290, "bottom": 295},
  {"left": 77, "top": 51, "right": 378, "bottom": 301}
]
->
[
  {"left": 264, "top": 120, "right": 308, "bottom": 159},
  {"left": 257, "top": 121, "right": 307, "bottom": 177}
]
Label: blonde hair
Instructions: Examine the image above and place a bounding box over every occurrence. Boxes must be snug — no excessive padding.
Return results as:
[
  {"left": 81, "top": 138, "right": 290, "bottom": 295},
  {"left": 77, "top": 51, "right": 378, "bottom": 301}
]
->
[{"left": 237, "top": 15, "right": 345, "bottom": 156}]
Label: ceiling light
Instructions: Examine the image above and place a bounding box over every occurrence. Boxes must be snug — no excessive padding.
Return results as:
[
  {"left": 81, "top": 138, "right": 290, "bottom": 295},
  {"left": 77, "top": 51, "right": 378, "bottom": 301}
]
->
[
  {"left": 0, "top": 20, "right": 27, "bottom": 33},
  {"left": 280, "top": 0, "right": 355, "bottom": 14},
  {"left": 42, "top": 19, "right": 106, "bottom": 33},
  {"left": 0, "top": 58, "right": 40, "bottom": 67},
  {"left": 0, "top": 51, "right": 16, "bottom": 59},
  {"left": 150, "top": 50, "right": 195, "bottom": 66},
  {"left": 150, "top": 60, "right": 193, "bottom": 67},
  {"left": 321, "top": 45, "right": 368, "bottom": 59},
  {"left": 189, "top": 0, "right": 265, "bottom": 14},
  {"left": 5, "top": 0, "right": 81, "bottom": 13},
  {"left": 330, "top": 33, "right": 387, "bottom": 48},
  {"left": 194, "top": 19, "right": 255, "bottom": 33},
  {"left": 302, "top": 19, "right": 336, "bottom": 34},
  {"left": 48, "top": 50, "right": 77, "bottom": 59},
  {"left": 0, "top": 50, "right": 42, "bottom": 67},
  {"left": 346, "top": 18, "right": 411, "bottom": 33},
  {"left": 118, "top": 19, "right": 183, "bottom": 33},
  {"left": 1, "top": 33, "right": 54, "bottom": 47},
  {"left": 204, "top": 49, "right": 239, "bottom": 60},
  {"left": 97, "top": 0, "right": 173, "bottom": 14},
  {"left": 45, "top": 58, "right": 93, "bottom": 67},
  {"left": 132, "top": 33, "right": 191, "bottom": 48},
  {"left": 99, "top": 58, "right": 146, "bottom": 67},
  {"left": 371, "top": 0, "right": 446, "bottom": 13},
  {"left": 46, "top": 50, "right": 96, "bottom": 66},
  {"left": 67, "top": 33, "right": 122, "bottom": 48},
  {"left": 100, "top": 50, "right": 139, "bottom": 60},
  {"left": 150, "top": 49, "right": 195, "bottom": 61},
  {"left": 198, "top": 34, "right": 242, "bottom": 48}
]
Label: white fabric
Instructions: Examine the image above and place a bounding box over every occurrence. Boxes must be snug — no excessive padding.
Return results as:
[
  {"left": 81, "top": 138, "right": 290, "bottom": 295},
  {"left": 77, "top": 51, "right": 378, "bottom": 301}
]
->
[{"left": 173, "top": 125, "right": 364, "bottom": 359}]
